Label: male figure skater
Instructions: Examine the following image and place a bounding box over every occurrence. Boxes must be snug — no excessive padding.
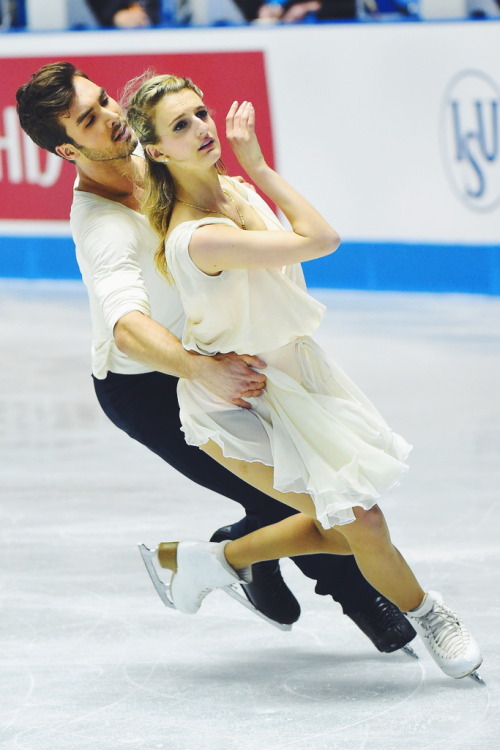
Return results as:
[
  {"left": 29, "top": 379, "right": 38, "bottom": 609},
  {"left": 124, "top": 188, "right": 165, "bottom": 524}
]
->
[{"left": 16, "top": 62, "right": 416, "bottom": 651}]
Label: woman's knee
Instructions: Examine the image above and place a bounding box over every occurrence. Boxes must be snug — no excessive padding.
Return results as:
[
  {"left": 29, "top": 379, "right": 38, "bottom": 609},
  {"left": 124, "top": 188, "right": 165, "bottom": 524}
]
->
[
  {"left": 354, "top": 504, "right": 386, "bottom": 529},
  {"left": 341, "top": 505, "right": 389, "bottom": 545}
]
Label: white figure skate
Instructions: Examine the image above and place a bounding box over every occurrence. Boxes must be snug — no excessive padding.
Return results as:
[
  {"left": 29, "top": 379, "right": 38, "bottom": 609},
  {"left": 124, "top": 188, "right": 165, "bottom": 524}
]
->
[
  {"left": 407, "top": 591, "right": 485, "bottom": 684},
  {"left": 138, "top": 542, "right": 292, "bottom": 631}
]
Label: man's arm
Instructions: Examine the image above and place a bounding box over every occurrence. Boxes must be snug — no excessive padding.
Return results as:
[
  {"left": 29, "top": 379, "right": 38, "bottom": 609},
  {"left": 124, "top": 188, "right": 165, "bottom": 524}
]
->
[{"left": 114, "top": 311, "right": 267, "bottom": 408}]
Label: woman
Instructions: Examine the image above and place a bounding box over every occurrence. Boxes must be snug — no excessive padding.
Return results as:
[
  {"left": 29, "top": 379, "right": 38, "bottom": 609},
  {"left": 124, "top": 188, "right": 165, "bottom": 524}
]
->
[{"left": 125, "top": 74, "right": 482, "bottom": 681}]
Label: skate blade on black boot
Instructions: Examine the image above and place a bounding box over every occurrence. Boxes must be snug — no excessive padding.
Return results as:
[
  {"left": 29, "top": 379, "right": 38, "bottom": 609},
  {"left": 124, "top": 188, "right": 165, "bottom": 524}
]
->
[
  {"left": 222, "top": 583, "right": 292, "bottom": 630},
  {"left": 346, "top": 595, "right": 418, "bottom": 657},
  {"left": 139, "top": 543, "right": 291, "bottom": 630},
  {"left": 211, "top": 525, "right": 300, "bottom": 627}
]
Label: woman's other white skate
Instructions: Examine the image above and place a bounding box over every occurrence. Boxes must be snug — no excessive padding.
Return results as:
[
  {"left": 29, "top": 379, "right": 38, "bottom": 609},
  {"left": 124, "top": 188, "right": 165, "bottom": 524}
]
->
[{"left": 138, "top": 543, "right": 292, "bottom": 631}]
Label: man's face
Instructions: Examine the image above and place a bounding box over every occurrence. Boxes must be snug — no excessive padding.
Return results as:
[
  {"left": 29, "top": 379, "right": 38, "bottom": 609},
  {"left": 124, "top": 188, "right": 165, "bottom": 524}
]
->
[{"left": 58, "top": 76, "right": 137, "bottom": 162}]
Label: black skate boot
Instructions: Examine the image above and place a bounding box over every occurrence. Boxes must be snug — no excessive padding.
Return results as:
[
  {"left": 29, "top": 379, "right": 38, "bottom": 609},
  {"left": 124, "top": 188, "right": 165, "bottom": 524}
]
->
[
  {"left": 346, "top": 594, "right": 417, "bottom": 653},
  {"left": 210, "top": 524, "right": 301, "bottom": 626}
]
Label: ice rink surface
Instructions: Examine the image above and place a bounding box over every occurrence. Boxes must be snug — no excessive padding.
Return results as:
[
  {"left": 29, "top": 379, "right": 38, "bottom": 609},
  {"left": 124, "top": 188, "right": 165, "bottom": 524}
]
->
[{"left": 1, "top": 280, "right": 499, "bottom": 750}]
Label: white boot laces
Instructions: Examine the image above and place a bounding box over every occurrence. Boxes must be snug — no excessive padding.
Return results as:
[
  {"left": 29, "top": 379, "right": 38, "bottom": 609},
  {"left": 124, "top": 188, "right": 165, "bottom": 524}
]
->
[{"left": 422, "top": 603, "right": 470, "bottom": 659}]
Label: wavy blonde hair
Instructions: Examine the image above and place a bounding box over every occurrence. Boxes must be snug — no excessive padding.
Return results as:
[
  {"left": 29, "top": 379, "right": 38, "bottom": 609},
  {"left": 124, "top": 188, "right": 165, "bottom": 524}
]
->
[{"left": 124, "top": 72, "right": 225, "bottom": 279}]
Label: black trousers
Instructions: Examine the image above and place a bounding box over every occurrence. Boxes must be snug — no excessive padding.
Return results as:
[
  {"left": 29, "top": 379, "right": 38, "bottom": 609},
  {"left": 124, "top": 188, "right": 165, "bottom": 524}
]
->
[{"left": 93, "top": 369, "right": 381, "bottom": 612}]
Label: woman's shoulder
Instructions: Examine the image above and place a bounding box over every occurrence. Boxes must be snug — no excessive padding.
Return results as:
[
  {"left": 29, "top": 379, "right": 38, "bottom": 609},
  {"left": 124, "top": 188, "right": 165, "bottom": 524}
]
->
[
  {"left": 222, "top": 175, "right": 281, "bottom": 229},
  {"left": 165, "top": 217, "right": 235, "bottom": 249},
  {"left": 222, "top": 175, "right": 252, "bottom": 200}
]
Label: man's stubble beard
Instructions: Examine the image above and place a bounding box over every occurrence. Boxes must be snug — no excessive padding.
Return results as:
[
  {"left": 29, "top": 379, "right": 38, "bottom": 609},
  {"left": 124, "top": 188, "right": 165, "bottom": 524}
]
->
[{"left": 74, "top": 135, "right": 138, "bottom": 162}]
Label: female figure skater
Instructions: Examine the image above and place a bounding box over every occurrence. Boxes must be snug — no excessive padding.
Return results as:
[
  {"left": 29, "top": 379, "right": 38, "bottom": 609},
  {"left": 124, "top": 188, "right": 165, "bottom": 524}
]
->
[{"left": 126, "top": 74, "right": 482, "bottom": 681}]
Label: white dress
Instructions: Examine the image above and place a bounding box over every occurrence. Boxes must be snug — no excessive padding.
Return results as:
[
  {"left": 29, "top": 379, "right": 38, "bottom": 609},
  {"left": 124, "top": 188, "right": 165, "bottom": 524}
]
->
[{"left": 166, "top": 185, "right": 411, "bottom": 529}]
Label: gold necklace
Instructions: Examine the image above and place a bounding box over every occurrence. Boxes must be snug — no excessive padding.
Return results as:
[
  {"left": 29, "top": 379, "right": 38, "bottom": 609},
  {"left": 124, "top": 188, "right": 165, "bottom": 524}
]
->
[{"left": 177, "top": 188, "right": 246, "bottom": 230}]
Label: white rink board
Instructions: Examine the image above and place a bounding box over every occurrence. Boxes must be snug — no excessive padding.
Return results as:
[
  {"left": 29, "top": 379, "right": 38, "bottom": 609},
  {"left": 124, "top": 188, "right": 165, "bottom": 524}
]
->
[
  {"left": 2, "top": 21, "right": 500, "bottom": 243},
  {"left": 1, "top": 20, "right": 500, "bottom": 293}
]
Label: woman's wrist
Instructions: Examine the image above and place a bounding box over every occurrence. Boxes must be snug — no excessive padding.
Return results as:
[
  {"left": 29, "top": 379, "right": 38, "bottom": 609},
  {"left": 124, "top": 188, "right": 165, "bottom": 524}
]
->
[{"left": 244, "top": 161, "right": 274, "bottom": 186}]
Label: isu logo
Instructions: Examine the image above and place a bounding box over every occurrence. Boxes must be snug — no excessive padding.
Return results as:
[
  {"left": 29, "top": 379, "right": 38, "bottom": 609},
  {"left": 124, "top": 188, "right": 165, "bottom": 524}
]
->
[
  {"left": 440, "top": 70, "right": 500, "bottom": 212},
  {"left": 0, "top": 105, "right": 62, "bottom": 187}
]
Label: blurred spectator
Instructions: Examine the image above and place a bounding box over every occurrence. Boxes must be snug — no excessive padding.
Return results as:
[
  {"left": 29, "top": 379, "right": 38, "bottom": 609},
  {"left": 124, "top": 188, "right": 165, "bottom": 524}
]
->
[
  {"left": 467, "top": 0, "right": 500, "bottom": 17},
  {"left": 234, "top": 0, "right": 356, "bottom": 23},
  {"left": 85, "top": 1, "right": 160, "bottom": 27},
  {"left": 1, "top": 0, "right": 26, "bottom": 29}
]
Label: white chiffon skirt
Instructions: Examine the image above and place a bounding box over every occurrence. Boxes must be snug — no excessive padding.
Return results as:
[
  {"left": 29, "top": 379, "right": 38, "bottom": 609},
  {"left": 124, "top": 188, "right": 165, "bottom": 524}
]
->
[{"left": 177, "top": 336, "right": 412, "bottom": 529}]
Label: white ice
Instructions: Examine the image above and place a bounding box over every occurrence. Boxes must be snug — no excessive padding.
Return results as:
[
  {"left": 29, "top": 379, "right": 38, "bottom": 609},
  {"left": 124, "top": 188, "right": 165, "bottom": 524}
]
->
[{"left": 1, "top": 280, "right": 499, "bottom": 750}]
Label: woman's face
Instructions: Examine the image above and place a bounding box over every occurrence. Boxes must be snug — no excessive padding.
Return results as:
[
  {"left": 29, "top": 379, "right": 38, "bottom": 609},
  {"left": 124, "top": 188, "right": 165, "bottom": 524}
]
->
[{"left": 152, "top": 88, "right": 221, "bottom": 169}]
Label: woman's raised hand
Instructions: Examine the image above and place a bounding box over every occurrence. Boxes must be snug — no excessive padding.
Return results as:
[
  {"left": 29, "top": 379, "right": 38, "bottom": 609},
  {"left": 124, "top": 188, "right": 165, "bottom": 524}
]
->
[{"left": 226, "top": 101, "right": 266, "bottom": 175}]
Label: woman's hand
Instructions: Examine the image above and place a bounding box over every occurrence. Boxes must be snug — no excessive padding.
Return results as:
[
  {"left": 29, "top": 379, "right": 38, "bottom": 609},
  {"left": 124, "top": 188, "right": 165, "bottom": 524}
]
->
[{"left": 226, "top": 101, "right": 266, "bottom": 176}]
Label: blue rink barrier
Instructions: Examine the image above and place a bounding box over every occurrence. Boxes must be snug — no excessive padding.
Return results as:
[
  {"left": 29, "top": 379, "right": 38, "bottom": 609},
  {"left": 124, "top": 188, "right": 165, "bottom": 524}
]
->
[
  {"left": 304, "top": 241, "right": 500, "bottom": 295},
  {"left": 0, "top": 235, "right": 79, "bottom": 280},
  {"left": 1, "top": 235, "right": 499, "bottom": 294}
]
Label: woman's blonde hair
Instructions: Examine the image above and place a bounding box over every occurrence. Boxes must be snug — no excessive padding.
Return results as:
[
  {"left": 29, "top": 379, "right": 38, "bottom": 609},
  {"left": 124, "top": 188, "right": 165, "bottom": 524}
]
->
[{"left": 124, "top": 72, "right": 225, "bottom": 279}]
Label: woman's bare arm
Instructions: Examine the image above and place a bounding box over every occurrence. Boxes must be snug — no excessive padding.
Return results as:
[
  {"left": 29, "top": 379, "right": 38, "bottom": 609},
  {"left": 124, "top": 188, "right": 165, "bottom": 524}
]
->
[{"left": 189, "top": 101, "right": 340, "bottom": 275}]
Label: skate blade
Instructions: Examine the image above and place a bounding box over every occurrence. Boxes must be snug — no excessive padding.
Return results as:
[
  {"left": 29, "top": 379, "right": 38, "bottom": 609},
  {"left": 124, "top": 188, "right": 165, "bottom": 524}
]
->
[
  {"left": 468, "top": 670, "right": 486, "bottom": 685},
  {"left": 138, "top": 543, "right": 176, "bottom": 610},
  {"left": 223, "top": 583, "right": 292, "bottom": 631},
  {"left": 402, "top": 644, "right": 419, "bottom": 659}
]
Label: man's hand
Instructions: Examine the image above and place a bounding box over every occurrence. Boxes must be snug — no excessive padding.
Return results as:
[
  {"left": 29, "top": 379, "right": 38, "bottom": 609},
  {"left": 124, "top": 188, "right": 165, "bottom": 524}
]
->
[
  {"left": 231, "top": 175, "right": 256, "bottom": 192},
  {"left": 114, "top": 312, "right": 266, "bottom": 408},
  {"left": 194, "top": 351, "right": 267, "bottom": 409}
]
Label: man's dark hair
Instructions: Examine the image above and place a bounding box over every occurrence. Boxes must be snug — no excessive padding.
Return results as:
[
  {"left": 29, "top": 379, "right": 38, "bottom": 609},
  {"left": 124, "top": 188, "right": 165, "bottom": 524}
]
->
[{"left": 16, "top": 62, "right": 89, "bottom": 154}]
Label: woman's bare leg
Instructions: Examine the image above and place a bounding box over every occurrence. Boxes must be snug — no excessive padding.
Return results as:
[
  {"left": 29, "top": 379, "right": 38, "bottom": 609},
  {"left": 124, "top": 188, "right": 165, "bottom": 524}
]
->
[
  {"left": 333, "top": 506, "right": 424, "bottom": 612},
  {"left": 225, "top": 512, "right": 353, "bottom": 564},
  {"left": 200, "top": 441, "right": 425, "bottom": 612},
  {"left": 200, "top": 440, "right": 319, "bottom": 516},
  {"left": 224, "top": 507, "right": 424, "bottom": 612}
]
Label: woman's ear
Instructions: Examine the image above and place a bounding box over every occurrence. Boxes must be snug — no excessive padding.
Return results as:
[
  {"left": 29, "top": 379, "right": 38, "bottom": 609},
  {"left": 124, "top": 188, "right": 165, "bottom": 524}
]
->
[
  {"left": 145, "top": 145, "right": 168, "bottom": 162},
  {"left": 55, "top": 143, "right": 80, "bottom": 161}
]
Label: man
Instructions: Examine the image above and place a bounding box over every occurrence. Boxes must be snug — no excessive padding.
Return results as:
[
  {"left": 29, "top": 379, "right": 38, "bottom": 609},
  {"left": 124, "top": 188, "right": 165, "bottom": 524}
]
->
[{"left": 16, "top": 62, "right": 415, "bottom": 652}]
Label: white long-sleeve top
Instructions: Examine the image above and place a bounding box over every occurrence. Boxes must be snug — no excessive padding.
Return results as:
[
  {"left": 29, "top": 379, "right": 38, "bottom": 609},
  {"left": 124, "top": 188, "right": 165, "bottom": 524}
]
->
[
  {"left": 71, "top": 179, "right": 310, "bottom": 379},
  {"left": 71, "top": 188, "right": 185, "bottom": 378}
]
